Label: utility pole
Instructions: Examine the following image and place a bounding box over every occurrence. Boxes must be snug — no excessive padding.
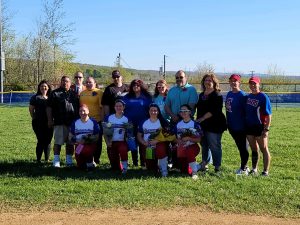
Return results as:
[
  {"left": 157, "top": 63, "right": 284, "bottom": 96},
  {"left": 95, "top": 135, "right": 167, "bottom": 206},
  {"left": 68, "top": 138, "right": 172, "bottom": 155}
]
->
[
  {"left": 0, "top": 0, "right": 5, "bottom": 104},
  {"left": 116, "top": 53, "right": 121, "bottom": 69},
  {"left": 163, "top": 55, "right": 166, "bottom": 79},
  {"left": 250, "top": 70, "right": 255, "bottom": 77}
]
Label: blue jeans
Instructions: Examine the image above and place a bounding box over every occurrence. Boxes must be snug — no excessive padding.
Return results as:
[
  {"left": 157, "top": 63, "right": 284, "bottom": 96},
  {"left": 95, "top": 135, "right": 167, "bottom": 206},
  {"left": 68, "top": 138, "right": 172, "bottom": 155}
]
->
[{"left": 201, "top": 131, "right": 223, "bottom": 168}]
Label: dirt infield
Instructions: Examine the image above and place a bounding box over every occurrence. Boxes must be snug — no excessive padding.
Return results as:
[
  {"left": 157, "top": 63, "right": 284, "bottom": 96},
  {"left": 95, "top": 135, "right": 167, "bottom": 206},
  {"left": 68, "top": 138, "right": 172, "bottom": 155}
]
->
[{"left": 1, "top": 208, "right": 299, "bottom": 225}]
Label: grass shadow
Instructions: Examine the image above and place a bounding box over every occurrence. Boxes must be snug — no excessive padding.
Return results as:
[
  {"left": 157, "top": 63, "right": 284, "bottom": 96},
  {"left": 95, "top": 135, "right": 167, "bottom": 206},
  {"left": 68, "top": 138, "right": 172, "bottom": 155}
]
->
[{"left": 0, "top": 160, "right": 188, "bottom": 180}]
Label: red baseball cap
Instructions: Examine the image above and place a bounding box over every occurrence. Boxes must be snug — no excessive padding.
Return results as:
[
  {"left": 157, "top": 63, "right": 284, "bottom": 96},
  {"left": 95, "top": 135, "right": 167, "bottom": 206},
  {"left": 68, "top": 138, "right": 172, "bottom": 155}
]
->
[
  {"left": 249, "top": 76, "right": 260, "bottom": 84},
  {"left": 229, "top": 74, "right": 241, "bottom": 81}
]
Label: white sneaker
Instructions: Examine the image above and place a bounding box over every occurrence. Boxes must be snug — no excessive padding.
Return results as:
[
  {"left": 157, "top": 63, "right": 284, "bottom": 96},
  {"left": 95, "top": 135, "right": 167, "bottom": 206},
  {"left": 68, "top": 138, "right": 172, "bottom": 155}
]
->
[
  {"left": 192, "top": 174, "right": 199, "bottom": 180},
  {"left": 236, "top": 167, "right": 250, "bottom": 175},
  {"left": 53, "top": 161, "right": 60, "bottom": 168},
  {"left": 141, "top": 166, "right": 147, "bottom": 170},
  {"left": 249, "top": 168, "right": 258, "bottom": 176}
]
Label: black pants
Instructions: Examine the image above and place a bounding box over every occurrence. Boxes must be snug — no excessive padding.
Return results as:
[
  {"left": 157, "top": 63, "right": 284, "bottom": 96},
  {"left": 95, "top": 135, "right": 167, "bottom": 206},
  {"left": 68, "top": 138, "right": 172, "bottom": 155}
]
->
[
  {"left": 32, "top": 120, "right": 53, "bottom": 161},
  {"left": 229, "top": 129, "right": 249, "bottom": 170}
]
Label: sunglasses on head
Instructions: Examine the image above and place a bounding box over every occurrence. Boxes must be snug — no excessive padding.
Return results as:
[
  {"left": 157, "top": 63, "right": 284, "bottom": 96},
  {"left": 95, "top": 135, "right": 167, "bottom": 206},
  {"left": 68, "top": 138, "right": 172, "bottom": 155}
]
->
[{"left": 179, "top": 109, "right": 190, "bottom": 113}]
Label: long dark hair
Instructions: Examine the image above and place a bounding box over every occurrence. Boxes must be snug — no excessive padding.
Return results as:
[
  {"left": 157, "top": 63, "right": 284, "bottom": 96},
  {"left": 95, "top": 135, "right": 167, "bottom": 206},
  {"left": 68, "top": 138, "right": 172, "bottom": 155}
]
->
[
  {"left": 36, "top": 80, "right": 52, "bottom": 96},
  {"left": 127, "top": 79, "right": 152, "bottom": 98},
  {"left": 148, "top": 103, "right": 168, "bottom": 128},
  {"left": 153, "top": 79, "right": 169, "bottom": 98}
]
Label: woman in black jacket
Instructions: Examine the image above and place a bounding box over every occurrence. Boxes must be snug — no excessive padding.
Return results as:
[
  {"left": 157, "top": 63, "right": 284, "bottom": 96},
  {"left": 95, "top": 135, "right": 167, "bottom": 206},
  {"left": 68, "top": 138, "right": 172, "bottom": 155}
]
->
[
  {"left": 196, "top": 73, "right": 227, "bottom": 173},
  {"left": 29, "top": 80, "right": 53, "bottom": 162}
]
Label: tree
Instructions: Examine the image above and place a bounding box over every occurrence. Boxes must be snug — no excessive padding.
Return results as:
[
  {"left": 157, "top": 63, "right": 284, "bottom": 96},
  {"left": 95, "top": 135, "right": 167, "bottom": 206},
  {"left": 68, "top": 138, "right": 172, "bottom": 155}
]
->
[
  {"left": 194, "top": 61, "right": 215, "bottom": 82},
  {"left": 265, "top": 64, "right": 288, "bottom": 92},
  {"left": 43, "top": 0, "right": 75, "bottom": 79}
]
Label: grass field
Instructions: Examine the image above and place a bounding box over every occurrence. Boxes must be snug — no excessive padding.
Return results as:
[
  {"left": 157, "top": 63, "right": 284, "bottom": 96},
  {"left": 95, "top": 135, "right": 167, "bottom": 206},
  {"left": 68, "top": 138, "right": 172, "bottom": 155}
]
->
[{"left": 0, "top": 105, "right": 299, "bottom": 218}]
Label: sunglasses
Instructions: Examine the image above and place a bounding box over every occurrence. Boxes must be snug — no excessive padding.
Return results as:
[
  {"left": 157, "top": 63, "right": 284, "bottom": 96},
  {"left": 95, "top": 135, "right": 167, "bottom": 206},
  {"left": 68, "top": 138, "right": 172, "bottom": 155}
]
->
[
  {"left": 179, "top": 109, "right": 190, "bottom": 113},
  {"left": 112, "top": 76, "right": 120, "bottom": 79},
  {"left": 176, "top": 76, "right": 184, "bottom": 80},
  {"left": 75, "top": 76, "right": 83, "bottom": 79}
]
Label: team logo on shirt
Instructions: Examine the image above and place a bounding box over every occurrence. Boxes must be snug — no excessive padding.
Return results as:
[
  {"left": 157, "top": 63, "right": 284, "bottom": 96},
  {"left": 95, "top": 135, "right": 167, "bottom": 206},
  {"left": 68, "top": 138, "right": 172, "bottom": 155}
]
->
[
  {"left": 247, "top": 98, "right": 259, "bottom": 107},
  {"left": 225, "top": 98, "right": 233, "bottom": 112}
]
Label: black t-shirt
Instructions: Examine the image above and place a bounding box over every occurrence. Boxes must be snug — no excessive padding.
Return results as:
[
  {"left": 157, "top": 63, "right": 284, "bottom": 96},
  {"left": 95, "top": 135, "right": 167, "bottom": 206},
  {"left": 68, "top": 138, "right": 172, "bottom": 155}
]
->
[
  {"left": 101, "top": 83, "right": 129, "bottom": 113},
  {"left": 47, "top": 87, "right": 79, "bottom": 126},
  {"left": 30, "top": 94, "right": 49, "bottom": 123}
]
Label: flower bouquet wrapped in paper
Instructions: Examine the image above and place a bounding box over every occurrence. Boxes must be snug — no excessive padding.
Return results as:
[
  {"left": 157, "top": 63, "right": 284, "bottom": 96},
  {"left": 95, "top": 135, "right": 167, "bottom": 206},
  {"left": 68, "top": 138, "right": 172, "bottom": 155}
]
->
[
  {"left": 177, "top": 127, "right": 202, "bottom": 157},
  {"left": 123, "top": 122, "right": 137, "bottom": 152},
  {"left": 155, "top": 127, "right": 176, "bottom": 142},
  {"left": 102, "top": 122, "right": 114, "bottom": 145}
]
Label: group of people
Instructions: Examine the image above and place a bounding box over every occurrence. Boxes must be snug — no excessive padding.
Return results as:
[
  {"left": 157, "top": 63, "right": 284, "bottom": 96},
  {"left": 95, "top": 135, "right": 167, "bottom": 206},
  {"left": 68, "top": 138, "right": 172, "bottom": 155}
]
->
[{"left": 29, "top": 69, "right": 272, "bottom": 178}]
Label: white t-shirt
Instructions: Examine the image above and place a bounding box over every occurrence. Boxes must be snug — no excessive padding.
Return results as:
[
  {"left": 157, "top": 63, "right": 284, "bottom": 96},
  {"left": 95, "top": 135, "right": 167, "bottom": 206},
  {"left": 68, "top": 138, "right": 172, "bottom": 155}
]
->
[{"left": 108, "top": 114, "right": 128, "bottom": 141}]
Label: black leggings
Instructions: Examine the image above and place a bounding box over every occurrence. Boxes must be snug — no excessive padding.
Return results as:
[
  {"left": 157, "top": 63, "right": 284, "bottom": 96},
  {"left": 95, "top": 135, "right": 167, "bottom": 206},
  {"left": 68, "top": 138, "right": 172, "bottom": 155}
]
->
[
  {"left": 229, "top": 129, "right": 249, "bottom": 170},
  {"left": 32, "top": 120, "right": 53, "bottom": 161}
]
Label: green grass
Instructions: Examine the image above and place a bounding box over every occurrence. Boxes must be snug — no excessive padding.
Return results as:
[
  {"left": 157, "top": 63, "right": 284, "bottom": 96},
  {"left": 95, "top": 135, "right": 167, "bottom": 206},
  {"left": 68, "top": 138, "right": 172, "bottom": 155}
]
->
[{"left": 0, "top": 105, "right": 299, "bottom": 217}]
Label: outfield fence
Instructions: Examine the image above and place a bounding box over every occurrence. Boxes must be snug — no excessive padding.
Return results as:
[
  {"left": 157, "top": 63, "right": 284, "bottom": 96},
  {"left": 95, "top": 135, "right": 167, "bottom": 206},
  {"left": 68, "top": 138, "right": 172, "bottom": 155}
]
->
[{"left": 1, "top": 90, "right": 300, "bottom": 109}]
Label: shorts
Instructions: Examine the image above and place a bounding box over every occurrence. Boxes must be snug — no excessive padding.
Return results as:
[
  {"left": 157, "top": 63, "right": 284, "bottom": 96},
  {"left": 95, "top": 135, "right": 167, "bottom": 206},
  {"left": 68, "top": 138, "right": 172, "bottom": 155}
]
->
[
  {"left": 54, "top": 125, "right": 70, "bottom": 145},
  {"left": 246, "top": 124, "right": 264, "bottom": 137}
]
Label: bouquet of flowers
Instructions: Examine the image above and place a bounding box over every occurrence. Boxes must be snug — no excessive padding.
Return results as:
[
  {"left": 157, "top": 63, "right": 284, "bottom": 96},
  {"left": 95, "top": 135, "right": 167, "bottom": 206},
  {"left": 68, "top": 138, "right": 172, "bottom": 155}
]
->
[
  {"left": 155, "top": 127, "right": 176, "bottom": 142},
  {"left": 178, "top": 127, "right": 202, "bottom": 147},
  {"left": 102, "top": 122, "right": 114, "bottom": 145},
  {"left": 123, "top": 122, "right": 137, "bottom": 152},
  {"left": 81, "top": 134, "right": 95, "bottom": 144}
]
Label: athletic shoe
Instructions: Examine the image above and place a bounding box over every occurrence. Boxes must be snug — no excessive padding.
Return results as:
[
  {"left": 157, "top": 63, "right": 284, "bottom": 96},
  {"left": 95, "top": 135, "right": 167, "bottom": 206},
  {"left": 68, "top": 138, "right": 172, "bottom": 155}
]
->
[
  {"left": 249, "top": 168, "right": 258, "bottom": 175},
  {"left": 192, "top": 174, "right": 199, "bottom": 180},
  {"left": 199, "top": 164, "right": 209, "bottom": 172},
  {"left": 122, "top": 169, "right": 127, "bottom": 174},
  {"left": 236, "top": 167, "right": 250, "bottom": 175},
  {"left": 53, "top": 161, "right": 60, "bottom": 168},
  {"left": 66, "top": 162, "right": 73, "bottom": 167},
  {"left": 141, "top": 166, "right": 147, "bottom": 170},
  {"left": 169, "top": 167, "right": 181, "bottom": 172},
  {"left": 261, "top": 171, "right": 269, "bottom": 176}
]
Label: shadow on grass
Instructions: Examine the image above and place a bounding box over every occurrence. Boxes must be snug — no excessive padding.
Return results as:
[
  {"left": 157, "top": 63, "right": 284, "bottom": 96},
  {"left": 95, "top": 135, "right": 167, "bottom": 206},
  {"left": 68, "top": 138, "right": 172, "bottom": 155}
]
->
[{"left": 0, "top": 160, "right": 188, "bottom": 180}]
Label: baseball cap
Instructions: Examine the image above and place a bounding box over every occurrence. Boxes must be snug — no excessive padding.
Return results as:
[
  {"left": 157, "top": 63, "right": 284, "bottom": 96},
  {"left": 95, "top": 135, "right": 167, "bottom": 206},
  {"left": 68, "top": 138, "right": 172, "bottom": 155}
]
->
[
  {"left": 229, "top": 74, "right": 241, "bottom": 81},
  {"left": 249, "top": 76, "right": 260, "bottom": 84},
  {"left": 112, "top": 70, "right": 121, "bottom": 78}
]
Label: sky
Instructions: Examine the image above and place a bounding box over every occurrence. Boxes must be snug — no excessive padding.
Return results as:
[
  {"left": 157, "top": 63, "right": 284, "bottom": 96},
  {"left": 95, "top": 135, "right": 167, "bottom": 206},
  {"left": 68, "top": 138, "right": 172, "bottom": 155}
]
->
[{"left": 8, "top": 0, "right": 300, "bottom": 75}]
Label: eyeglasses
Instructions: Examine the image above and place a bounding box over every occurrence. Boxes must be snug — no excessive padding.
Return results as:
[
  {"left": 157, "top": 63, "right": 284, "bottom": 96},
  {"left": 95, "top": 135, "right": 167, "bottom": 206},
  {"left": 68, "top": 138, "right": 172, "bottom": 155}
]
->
[
  {"left": 176, "top": 76, "right": 184, "bottom": 80},
  {"left": 75, "top": 76, "right": 83, "bottom": 79},
  {"left": 179, "top": 109, "right": 190, "bottom": 113}
]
